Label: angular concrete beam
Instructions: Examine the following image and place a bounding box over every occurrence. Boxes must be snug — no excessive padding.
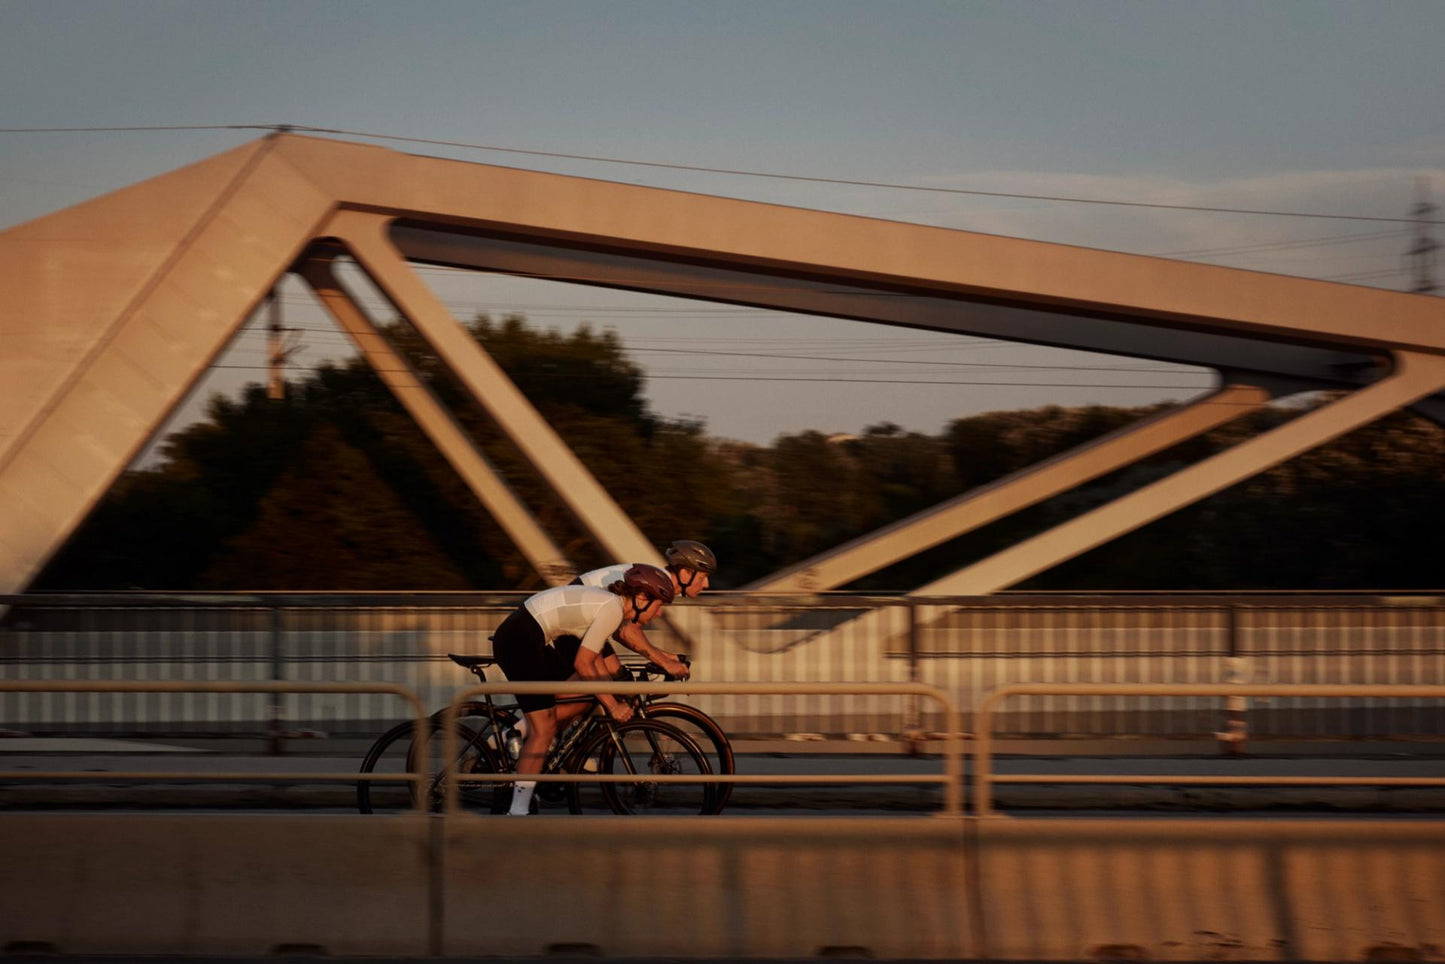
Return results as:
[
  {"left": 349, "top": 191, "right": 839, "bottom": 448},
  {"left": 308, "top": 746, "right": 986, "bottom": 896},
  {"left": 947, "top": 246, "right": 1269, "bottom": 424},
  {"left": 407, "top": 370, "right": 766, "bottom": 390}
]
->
[
  {"left": 295, "top": 253, "right": 574, "bottom": 586},
  {"left": 926, "top": 350, "right": 1445, "bottom": 595},
  {"left": 322, "top": 210, "right": 665, "bottom": 570},
  {"left": 747, "top": 381, "right": 1276, "bottom": 592},
  {"left": 777, "top": 353, "right": 1445, "bottom": 650},
  {"left": 0, "top": 137, "right": 335, "bottom": 594},
  {"left": 269, "top": 136, "right": 1445, "bottom": 358}
]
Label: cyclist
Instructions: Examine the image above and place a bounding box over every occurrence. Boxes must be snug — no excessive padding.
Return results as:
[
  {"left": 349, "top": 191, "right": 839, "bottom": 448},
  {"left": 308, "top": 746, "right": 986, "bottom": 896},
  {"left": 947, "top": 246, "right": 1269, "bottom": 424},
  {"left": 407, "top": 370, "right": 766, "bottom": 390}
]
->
[
  {"left": 573, "top": 540, "right": 718, "bottom": 680},
  {"left": 491, "top": 563, "right": 675, "bottom": 815}
]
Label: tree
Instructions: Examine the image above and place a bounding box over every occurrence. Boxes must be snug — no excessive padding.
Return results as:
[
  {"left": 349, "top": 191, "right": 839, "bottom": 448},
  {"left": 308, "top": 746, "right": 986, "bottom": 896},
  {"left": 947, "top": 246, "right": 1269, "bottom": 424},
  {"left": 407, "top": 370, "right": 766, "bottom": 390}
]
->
[{"left": 200, "top": 423, "right": 470, "bottom": 589}]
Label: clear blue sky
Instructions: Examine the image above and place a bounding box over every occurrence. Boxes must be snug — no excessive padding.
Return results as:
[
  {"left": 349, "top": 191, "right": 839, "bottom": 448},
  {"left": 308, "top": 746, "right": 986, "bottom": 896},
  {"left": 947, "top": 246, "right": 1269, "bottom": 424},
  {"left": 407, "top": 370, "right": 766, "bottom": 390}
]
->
[{"left": 4, "top": 0, "right": 1443, "bottom": 446}]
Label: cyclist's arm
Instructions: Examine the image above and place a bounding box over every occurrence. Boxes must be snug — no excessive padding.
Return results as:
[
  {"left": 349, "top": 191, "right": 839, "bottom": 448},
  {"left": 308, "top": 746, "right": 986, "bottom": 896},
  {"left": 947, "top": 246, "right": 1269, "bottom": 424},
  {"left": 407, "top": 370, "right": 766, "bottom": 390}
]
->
[
  {"left": 573, "top": 646, "right": 631, "bottom": 720},
  {"left": 575, "top": 601, "right": 633, "bottom": 719},
  {"left": 611, "top": 621, "right": 690, "bottom": 678}
]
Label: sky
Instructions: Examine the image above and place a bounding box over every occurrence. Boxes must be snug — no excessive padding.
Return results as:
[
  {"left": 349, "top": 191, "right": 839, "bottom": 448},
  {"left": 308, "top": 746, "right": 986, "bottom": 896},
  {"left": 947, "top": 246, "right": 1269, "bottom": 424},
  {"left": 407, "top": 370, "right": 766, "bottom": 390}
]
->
[{"left": 3, "top": 0, "right": 1444, "bottom": 451}]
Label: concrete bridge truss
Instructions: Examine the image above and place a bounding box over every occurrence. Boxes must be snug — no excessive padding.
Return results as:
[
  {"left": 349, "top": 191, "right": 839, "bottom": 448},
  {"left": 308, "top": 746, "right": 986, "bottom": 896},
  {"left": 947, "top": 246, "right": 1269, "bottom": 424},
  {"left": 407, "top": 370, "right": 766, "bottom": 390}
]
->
[{"left": 4, "top": 132, "right": 1444, "bottom": 597}]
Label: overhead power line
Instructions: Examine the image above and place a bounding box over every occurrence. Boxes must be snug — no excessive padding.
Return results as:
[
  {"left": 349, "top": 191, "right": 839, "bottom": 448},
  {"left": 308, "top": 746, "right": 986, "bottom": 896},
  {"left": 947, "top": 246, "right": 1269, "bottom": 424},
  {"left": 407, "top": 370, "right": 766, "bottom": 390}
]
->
[
  {"left": 1158, "top": 228, "right": 1405, "bottom": 260},
  {"left": 0, "top": 125, "right": 264, "bottom": 133},
  {"left": 2, "top": 123, "right": 1439, "bottom": 226},
  {"left": 208, "top": 361, "right": 1208, "bottom": 391}
]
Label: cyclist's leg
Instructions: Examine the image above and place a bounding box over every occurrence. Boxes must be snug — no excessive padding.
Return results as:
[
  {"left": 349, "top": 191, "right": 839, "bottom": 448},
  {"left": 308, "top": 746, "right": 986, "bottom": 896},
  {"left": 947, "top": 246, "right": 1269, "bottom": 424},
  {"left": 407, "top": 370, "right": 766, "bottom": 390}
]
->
[{"left": 493, "top": 606, "right": 570, "bottom": 814}]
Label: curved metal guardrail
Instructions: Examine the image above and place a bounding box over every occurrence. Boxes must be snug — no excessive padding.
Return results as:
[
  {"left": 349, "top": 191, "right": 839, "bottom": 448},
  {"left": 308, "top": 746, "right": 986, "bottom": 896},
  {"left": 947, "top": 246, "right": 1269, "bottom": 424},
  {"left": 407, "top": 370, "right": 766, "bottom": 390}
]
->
[
  {"left": 439, "top": 680, "right": 966, "bottom": 814},
  {"left": 0, "top": 680, "right": 432, "bottom": 812},
  {"left": 973, "top": 682, "right": 1445, "bottom": 816},
  {"left": 0, "top": 679, "right": 965, "bottom": 815},
  {"left": 6, "top": 680, "right": 1445, "bottom": 819}
]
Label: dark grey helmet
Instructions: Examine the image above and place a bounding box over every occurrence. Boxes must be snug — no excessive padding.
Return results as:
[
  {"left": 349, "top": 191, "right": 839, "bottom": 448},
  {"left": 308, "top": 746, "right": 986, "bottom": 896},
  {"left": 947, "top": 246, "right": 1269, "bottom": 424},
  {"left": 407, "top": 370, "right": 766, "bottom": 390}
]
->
[{"left": 665, "top": 540, "right": 717, "bottom": 574}]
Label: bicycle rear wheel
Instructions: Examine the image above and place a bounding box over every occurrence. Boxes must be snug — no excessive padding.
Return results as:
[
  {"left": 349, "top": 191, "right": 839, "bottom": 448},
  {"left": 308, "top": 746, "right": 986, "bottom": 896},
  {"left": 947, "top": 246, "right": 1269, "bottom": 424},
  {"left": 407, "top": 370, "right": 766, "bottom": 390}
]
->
[
  {"left": 571, "top": 719, "right": 715, "bottom": 815},
  {"left": 357, "top": 705, "right": 508, "bottom": 814}
]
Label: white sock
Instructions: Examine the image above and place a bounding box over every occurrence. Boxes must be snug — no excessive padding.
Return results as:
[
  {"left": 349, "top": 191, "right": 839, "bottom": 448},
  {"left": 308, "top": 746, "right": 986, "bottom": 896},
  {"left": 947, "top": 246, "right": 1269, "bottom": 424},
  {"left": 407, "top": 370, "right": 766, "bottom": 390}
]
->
[
  {"left": 509, "top": 780, "right": 537, "bottom": 815},
  {"left": 514, "top": 716, "right": 529, "bottom": 738}
]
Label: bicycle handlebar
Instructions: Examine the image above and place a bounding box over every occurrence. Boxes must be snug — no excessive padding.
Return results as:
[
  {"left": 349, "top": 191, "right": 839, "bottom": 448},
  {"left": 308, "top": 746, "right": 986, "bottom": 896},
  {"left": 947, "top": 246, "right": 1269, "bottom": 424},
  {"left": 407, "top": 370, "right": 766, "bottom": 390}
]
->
[{"left": 625, "top": 652, "right": 691, "bottom": 682}]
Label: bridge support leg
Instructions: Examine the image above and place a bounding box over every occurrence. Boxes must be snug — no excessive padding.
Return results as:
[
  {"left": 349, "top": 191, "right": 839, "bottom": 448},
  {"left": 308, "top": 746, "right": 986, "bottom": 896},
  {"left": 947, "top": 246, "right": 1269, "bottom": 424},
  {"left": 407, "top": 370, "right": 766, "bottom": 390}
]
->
[
  {"left": 749, "top": 380, "right": 1275, "bottom": 593},
  {"left": 322, "top": 211, "right": 662, "bottom": 569},
  {"left": 295, "top": 249, "right": 574, "bottom": 585},
  {"left": 927, "top": 351, "right": 1445, "bottom": 595}
]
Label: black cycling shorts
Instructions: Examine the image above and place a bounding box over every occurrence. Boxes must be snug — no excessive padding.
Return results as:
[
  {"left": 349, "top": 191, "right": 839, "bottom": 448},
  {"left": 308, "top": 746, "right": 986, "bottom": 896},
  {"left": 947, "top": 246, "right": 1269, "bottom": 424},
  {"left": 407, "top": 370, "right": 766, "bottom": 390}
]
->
[{"left": 491, "top": 607, "right": 574, "bottom": 712}]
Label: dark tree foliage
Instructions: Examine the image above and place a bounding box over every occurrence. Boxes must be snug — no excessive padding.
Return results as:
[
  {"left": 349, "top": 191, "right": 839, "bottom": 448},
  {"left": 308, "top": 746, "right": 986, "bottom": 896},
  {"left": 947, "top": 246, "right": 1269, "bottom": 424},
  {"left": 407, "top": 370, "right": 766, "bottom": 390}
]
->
[
  {"left": 199, "top": 422, "right": 472, "bottom": 590},
  {"left": 32, "top": 316, "right": 1445, "bottom": 592}
]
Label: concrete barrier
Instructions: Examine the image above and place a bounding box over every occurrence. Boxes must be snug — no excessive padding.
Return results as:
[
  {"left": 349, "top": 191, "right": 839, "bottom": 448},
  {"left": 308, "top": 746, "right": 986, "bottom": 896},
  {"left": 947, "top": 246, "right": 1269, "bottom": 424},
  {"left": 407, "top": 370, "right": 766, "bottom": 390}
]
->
[
  {"left": 976, "top": 818, "right": 1445, "bottom": 961},
  {"left": 2, "top": 812, "right": 1443, "bottom": 960},
  {"left": 0, "top": 814, "right": 434, "bottom": 956},
  {"left": 441, "top": 815, "right": 975, "bottom": 959}
]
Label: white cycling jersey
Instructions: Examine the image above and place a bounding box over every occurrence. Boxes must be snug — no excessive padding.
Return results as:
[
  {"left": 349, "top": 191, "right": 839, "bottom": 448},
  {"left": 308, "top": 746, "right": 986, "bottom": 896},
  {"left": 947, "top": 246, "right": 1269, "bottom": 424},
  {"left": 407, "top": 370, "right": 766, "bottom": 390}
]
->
[
  {"left": 575, "top": 564, "right": 631, "bottom": 590},
  {"left": 522, "top": 584, "right": 625, "bottom": 654}
]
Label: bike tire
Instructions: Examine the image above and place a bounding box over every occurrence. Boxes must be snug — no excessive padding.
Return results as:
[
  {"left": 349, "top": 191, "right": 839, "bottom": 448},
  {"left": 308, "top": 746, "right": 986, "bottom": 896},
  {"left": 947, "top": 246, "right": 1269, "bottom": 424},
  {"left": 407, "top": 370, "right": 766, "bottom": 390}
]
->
[
  {"left": 357, "top": 705, "right": 508, "bottom": 815},
  {"left": 641, "top": 702, "right": 734, "bottom": 812},
  {"left": 566, "top": 718, "right": 715, "bottom": 816}
]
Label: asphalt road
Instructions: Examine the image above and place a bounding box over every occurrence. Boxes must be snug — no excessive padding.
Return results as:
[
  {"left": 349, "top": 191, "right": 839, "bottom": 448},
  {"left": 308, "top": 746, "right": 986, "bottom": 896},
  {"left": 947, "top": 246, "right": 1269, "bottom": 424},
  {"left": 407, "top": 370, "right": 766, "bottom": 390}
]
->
[{"left": 2, "top": 735, "right": 1443, "bottom": 814}]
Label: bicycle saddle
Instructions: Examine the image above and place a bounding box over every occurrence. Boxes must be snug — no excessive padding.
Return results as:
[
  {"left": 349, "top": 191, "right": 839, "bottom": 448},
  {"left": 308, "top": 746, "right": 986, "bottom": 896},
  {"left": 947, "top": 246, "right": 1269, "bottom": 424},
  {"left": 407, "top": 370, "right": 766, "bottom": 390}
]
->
[{"left": 447, "top": 653, "right": 497, "bottom": 668}]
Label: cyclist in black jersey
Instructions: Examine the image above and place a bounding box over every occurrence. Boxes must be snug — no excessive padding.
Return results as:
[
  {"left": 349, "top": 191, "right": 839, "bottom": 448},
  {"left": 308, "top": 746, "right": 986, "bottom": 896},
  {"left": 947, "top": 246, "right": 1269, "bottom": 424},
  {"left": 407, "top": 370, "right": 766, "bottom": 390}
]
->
[{"left": 492, "top": 563, "right": 676, "bottom": 815}]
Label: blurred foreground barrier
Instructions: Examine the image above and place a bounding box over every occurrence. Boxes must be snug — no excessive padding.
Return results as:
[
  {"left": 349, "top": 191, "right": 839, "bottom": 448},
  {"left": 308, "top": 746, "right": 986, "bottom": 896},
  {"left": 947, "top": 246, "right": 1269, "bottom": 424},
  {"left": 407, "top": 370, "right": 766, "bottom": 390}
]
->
[
  {"left": 3, "top": 813, "right": 1443, "bottom": 959},
  {"left": 974, "top": 817, "right": 1445, "bottom": 961},
  {"left": 975, "top": 683, "right": 1445, "bottom": 816}
]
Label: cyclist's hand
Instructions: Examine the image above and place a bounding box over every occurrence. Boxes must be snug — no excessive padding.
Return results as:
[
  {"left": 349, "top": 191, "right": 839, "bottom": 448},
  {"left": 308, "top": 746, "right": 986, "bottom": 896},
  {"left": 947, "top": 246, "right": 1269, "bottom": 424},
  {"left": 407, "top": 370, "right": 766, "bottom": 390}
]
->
[
  {"left": 661, "top": 654, "right": 691, "bottom": 680},
  {"left": 608, "top": 700, "right": 634, "bottom": 723}
]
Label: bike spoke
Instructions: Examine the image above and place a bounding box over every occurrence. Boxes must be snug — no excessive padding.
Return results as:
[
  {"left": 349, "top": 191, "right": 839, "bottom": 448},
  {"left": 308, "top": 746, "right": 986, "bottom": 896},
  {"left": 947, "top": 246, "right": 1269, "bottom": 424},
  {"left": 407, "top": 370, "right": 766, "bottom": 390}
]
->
[
  {"left": 599, "top": 721, "right": 713, "bottom": 815},
  {"left": 357, "top": 712, "right": 504, "bottom": 815}
]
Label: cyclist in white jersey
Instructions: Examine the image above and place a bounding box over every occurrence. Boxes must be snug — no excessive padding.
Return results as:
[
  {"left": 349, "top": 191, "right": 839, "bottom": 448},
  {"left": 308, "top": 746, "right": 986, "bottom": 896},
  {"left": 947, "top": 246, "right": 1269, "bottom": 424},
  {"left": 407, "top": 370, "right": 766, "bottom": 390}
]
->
[
  {"left": 572, "top": 540, "right": 717, "bottom": 680},
  {"left": 491, "top": 564, "right": 675, "bottom": 815}
]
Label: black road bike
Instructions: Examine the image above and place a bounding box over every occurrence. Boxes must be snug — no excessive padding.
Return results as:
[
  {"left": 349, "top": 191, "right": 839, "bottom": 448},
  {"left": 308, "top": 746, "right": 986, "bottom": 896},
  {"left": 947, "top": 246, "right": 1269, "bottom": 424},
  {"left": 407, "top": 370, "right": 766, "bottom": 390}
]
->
[{"left": 356, "top": 655, "right": 726, "bottom": 815}]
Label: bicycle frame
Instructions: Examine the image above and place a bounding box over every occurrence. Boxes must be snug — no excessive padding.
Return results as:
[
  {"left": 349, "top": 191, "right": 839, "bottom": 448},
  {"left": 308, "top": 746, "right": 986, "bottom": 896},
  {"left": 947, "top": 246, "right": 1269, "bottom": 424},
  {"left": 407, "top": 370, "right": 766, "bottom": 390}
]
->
[{"left": 439, "top": 661, "right": 658, "bottom": 808}]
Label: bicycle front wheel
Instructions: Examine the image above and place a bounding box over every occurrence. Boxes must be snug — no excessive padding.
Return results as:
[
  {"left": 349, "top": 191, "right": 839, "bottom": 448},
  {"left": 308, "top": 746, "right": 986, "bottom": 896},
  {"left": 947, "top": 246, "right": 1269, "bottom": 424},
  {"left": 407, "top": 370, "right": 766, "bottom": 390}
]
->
[
  {"left": 575, "top": 719, "right": 715, "bottom": 815},
  {"left": 641, "top": 702, "right": 734, "bottom": 812}
]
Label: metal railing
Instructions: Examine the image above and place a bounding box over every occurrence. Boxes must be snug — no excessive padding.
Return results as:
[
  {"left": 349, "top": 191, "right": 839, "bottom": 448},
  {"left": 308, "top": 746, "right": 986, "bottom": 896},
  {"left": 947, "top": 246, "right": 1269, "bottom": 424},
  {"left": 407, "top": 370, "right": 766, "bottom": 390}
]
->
[
  {"left": 972, "top": 682, "right": 1445, "bottom": 816},
  {"left": 439, "top": 680, "right": 966, "bottom": 815},
  {"left": 0, "top": 678, "right": 964, "bottom": 815},
  {"left": 0, "top": 680, "right": 432, "bottom": 812},
  {"left": 5, "top": 678, "right": 1444, "bottom": 818},
  {"left": 6, "top": 591, "right": 1445, "bottom": 740}
]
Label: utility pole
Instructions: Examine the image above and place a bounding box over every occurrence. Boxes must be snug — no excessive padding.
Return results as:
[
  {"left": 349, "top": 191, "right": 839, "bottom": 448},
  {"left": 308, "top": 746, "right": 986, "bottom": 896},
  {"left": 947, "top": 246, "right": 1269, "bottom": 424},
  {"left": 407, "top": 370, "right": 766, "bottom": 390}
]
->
[
  {"left": 1408, "top": 176, "right": 1438, "bottom": 295},
  {"left": 265, "top": 286, "right": 301, "bottom": 399}
]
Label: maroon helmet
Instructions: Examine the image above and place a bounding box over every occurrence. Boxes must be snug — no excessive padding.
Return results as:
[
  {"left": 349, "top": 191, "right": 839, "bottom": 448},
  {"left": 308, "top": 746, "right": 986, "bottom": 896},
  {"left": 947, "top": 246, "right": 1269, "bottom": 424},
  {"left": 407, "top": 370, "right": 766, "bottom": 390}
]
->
[{"left": 622, "top": 563, "right": 676, "bottom": 605}]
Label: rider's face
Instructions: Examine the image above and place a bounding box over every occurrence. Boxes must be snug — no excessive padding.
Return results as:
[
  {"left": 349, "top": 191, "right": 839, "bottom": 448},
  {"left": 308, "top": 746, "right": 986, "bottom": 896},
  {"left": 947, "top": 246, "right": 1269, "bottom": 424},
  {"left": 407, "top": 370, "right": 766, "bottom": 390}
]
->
[
  {"left": 634, "top": 596, "right": 664, "bottom": 624},
  {"left": 679, "top": 568, "right": 709, "bottom": 598}
]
